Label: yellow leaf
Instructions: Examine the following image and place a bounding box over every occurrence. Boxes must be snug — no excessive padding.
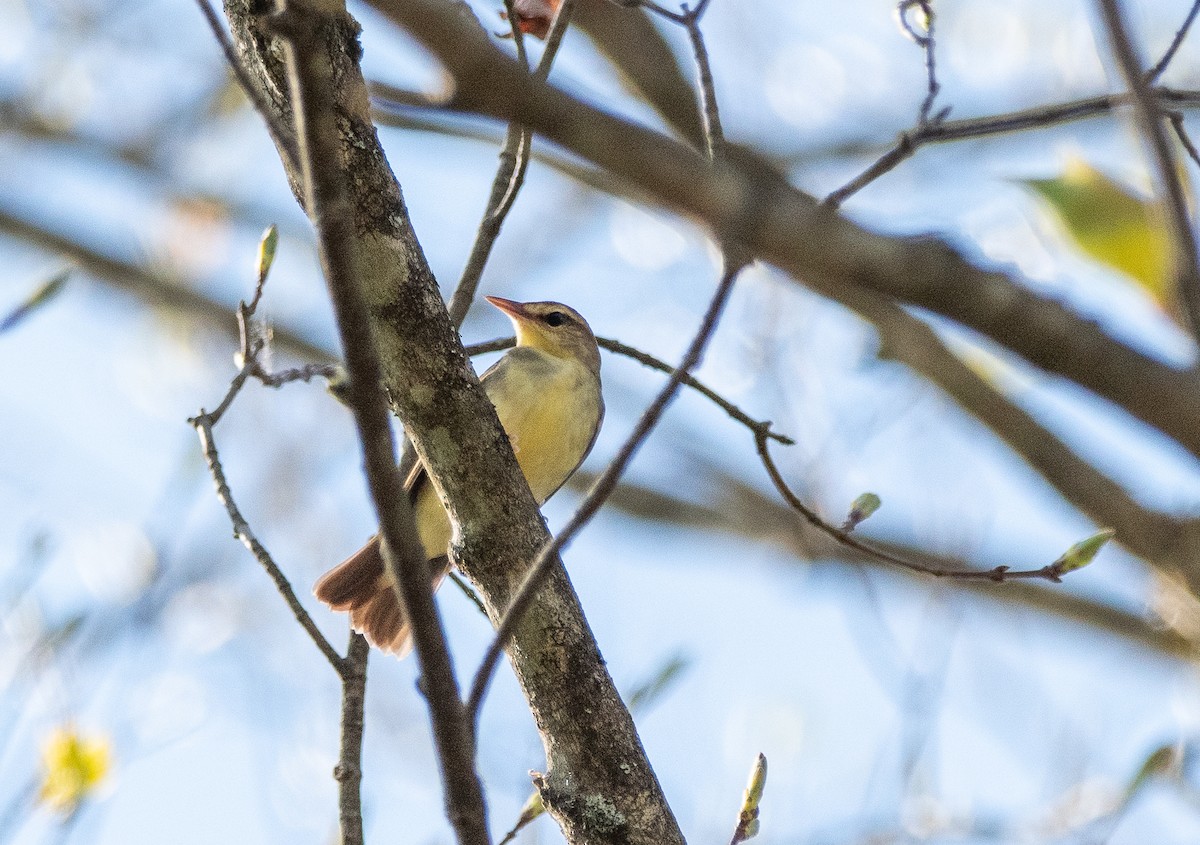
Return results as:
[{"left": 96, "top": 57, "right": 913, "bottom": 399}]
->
[
  {"left": 1022, "top": 158, "right": 1173, "bottom": 305},
  {"left": 38, "top": 727, "right": 111, "bottom": 813}
]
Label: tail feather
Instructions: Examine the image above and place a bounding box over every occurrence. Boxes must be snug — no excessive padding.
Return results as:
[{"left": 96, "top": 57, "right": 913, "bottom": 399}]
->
[
  {"left": 313, "top": 536, "right": 385, "bottom": 610},
  {"left": 350, "top": 585, "right": 413, "bottom": 657},
  {"left": 314, "top": 536, "right": 450, "bottom": 657}
]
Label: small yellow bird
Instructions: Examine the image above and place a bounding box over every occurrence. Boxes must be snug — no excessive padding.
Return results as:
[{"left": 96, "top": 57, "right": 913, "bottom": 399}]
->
[{"left": 314, "top": 296, "right": 604, "bottom": 655}]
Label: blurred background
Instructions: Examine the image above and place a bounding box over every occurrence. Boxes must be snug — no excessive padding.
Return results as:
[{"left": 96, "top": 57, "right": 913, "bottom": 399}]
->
[{"left": 3, "top": 0, "right": 1200, "bottom": 842}]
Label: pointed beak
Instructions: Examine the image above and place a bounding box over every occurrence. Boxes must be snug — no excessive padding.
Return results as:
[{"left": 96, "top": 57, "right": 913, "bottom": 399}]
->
[{"left": 485, "top": 295, "right": 532, "bottom": 322}]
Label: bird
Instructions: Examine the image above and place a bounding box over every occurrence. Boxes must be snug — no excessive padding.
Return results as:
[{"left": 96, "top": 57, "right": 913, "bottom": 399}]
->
[{"left": 313, "top": 296, "right": 604, "bottom": 656}]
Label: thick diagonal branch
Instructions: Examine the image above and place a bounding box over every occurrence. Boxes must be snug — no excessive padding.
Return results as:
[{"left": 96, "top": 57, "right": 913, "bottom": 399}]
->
[
  {"left": 265, "top": 4, "right": 488, "bottom": 842},
  {"left": 365, "top": 0, "right": 1200, "bottom": 464},
  {"left": 222, "top": 2, "right": 685, "bottom": 843}
]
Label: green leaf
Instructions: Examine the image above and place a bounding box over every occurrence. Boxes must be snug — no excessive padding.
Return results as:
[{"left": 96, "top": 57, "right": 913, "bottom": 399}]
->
[
  {"left": 1126, "top": 743, "right": 1178, "bottom": 800},
  {"left": 1021, "top": 159, "right": 1173, "bottom": 306},
  {"left": 498, "top": 790, "right": 545, "bottom": 845},
  {"left": 627, "top": 653, "right": 691, "bottom": 714},
  {"left": 0, "top": 269, "right": 71, "bottom": 333}
]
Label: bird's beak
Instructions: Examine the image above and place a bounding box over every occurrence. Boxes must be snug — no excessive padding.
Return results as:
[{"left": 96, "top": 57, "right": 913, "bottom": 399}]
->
[{"left": 485, "top": 296, "right": 532, "bottom": 322}]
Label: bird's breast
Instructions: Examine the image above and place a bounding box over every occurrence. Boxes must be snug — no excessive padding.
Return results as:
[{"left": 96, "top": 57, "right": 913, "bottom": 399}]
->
[{"left": 485, "top": 350, "right": 603, "bottom": 503}]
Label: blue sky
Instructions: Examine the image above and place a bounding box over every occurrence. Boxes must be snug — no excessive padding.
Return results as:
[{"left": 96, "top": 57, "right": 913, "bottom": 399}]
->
[{"left": 3, "top": 0, "right": 1200, "bottom": 842}]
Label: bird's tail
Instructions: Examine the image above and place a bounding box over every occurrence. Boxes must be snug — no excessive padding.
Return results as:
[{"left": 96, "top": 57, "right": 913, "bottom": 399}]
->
[{"left": 313, "top": 536, "right": 448, "bottom": 657}]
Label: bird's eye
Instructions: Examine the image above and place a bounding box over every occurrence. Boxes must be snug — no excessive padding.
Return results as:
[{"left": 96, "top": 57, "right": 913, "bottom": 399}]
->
[{"left": 544, "top": 311, "right": 567, "bottom": 327}]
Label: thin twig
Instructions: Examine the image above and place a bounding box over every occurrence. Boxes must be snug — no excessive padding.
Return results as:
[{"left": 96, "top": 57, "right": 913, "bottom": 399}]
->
[
  {"left": 1168, "top": 110, "right": 1200, "bottom": 170},
  {"left": 189, "top": 411, "right": 348, "bottom": 674},
  {"left": 189, "top": 276, "right": 348, "bottom": 674},
  {"left": 1146, "top": 0, "right": 1200, "bottom": 83},
  {"left": 193, "top": 0, "right": 300, "bottom": 172},
  {"left": 335, "top": 633, "right": 369, "bottom": 845},
  {"left": 681, "top": 0, "right": 723, "bottom": 159},
  {"left": 467, "top": 254, "right": 745, "bottom": 723},
  {"left": 629, "top": 0, "right": 687, "bottom": 24},
  {"left": 825, "top": 0, "right": 1200, "bottom": 210},
  {"left": 446, "top": 0, "right": 577, "bottom": 328},
  {"left": 754, "top": 427, "right": 1083, "bottom": 583},
  {"left": 448, "top": 570, "right": 490, "bottom": 617},
  {"left": 1098, "top": 0, "right": 1200, "bottom": 342},
  {"left": 824, "top": 136, "right": 920, "bottom": 209},
  {"left": 267, "top": 4, "right": 489, "bottom": 844},
  {"left": 897, "top": 0, "right": 944, "bottom": 126},
  {"left": 503, "top": 0, "right": 530, "bottom": 70},
  {"left": 595, "top": 336, "right": 793, "bottom": 444},
  {"left": 463, "top": 335, "right": 794, "bottom": 443}
]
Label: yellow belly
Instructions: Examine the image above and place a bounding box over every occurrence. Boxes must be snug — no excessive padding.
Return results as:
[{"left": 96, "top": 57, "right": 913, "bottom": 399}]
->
[{"left": 412, "top": 348, "right": 602, "bottom": 559}]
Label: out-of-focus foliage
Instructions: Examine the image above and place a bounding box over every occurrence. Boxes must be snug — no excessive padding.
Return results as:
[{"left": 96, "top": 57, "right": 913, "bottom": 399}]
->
[
  {"left": 37, "top": 727, "right": 110, "bottom": 815},
  {"left": 2, "top": 0, "right": 1200, "bottom": 843},
  {"left": 1023, "top": 157, "right": 1174, "bottom": 305}
]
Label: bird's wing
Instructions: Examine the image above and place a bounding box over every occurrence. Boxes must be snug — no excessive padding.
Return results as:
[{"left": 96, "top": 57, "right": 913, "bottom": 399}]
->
[{"left": 401, "top": 354, "right": 509, "bottom": 503}]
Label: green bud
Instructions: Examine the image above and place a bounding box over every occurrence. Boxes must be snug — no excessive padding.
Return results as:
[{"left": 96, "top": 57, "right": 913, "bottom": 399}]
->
[
  {"left": 744, "top": 752, "right": 767, "bottom": 806},
  {"left": 256, "top": 224, "right": 279, "bottom": 283},
  {"left": 326, "top": 367, "right": 353, "bottom": 407},
  {"left": 1054, "top": 527, "right": 1116, "bottom": 574},
  {"left": 842, "top": 493, "right": 882, "bottom": 532}
]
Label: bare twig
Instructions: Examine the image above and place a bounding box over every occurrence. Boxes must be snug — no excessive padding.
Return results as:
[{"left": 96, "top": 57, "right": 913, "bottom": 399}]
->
[
  {"left": 189, "top": 410, "right": 348, "bottom": 673},
  {"left": 1097, "top": 0, "right": 1200, "bottom": 341},
  {"left": 680, "top": 0, "right": 723, "bottom": 159},
  {"left": 826, "top": 0, "right": 1200, "bottom": 209},
  {"left": 1146, "top": 0, "right": 1200, "bottom": 83},
  {"left": 193, "top": 0, "right": 299, "bottom": 171},
  {"left": 844, "top": 288, "right": 1199, "bottom": 584},
  {"left": 462, "top": 335, "right": 795, "bottom": 444},
  {"left": 897, "top": 0, "right": 944, "bottom": 126},
  {"left": 1168, "top": 110, "right": 1200, "bottom": 170},
  {"left": 447, "top": 570, "right": 490, "bottom": 617},
  {"left": 189, "top": 266, "right": 347, "bottom": 673},
  {"left": 335, "top": 633, "right": 369, "bottom": 845},
  {"left": 595, "top": 336, "right": 794, "bottom": 444},
  {"left": 446, "top": 0, "right": 577, "bottom": 328},
  {"left": 502, "top": 0, "right": 530, "bottom": 70},
  {"left": 468, "top": 254, "right": 744, "bottom": 722},
  {"left": 266, "top": 4, "right": 488, "bottom": 843},
  {"left": 754, "top": 428, "right": 1094, "bottom": 583},
  {"left": 188, "top": 228, "right": 370, "bottom": 842}
]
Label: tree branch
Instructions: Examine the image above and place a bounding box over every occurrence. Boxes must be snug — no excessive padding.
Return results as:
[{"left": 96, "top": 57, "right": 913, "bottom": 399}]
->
[
  {"left": 365, "top": 0, "right": 1200, "bottom": 464},
  {"left": 576, "top": 470, "right": 1200, "bottom": 661},
  {"left": 0, "top": 204, "right": 332, "bottom": 364},
  {"left": 1097, "top": 0, "right": 1200, "bottom": 342},
  {"left": 264, "top": 3, "right": 488, "bottom": 843},
  {"left": 223, "top": 0, "right": 686, "bottom": 841},
  {"left": 1146, "top": 0, "right": 1200, "bottom": 83},
  {"left": 468, "top": 253, "right": 743, "bottom": 723},
  {"left": 446, "top": 0, "right": 577, "bottom": 328},
  {"left": 189, "top": 407, "right": 348, "bottom": 672},
  {"left": 835, "top": 289, "right": 1200, "bottom": 584},
  {"left": 336, "top": 633, "right": 369, "bottom": 845}
]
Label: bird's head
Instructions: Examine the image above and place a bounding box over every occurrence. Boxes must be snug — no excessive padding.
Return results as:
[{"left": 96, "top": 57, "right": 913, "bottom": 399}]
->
[{"left": 485, "top": 296, "right": 601, "bottom": 375}]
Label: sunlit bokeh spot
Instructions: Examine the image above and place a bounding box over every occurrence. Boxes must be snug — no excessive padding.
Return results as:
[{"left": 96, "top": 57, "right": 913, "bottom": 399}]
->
[
  {"left": 163, "top": 582, "right": 242, "bottom": 654},
  {"left": 609, "top": 202, "right": 688, "bottom": 270},
  {"left": 765, "top": 43, "right": 846, "bottom": 129},
  {"left": 63, "top": 520, "right": 156, "bottom": 605},
  {"left": 128, "top": 672, "right": 209, "bottom": 746}
]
